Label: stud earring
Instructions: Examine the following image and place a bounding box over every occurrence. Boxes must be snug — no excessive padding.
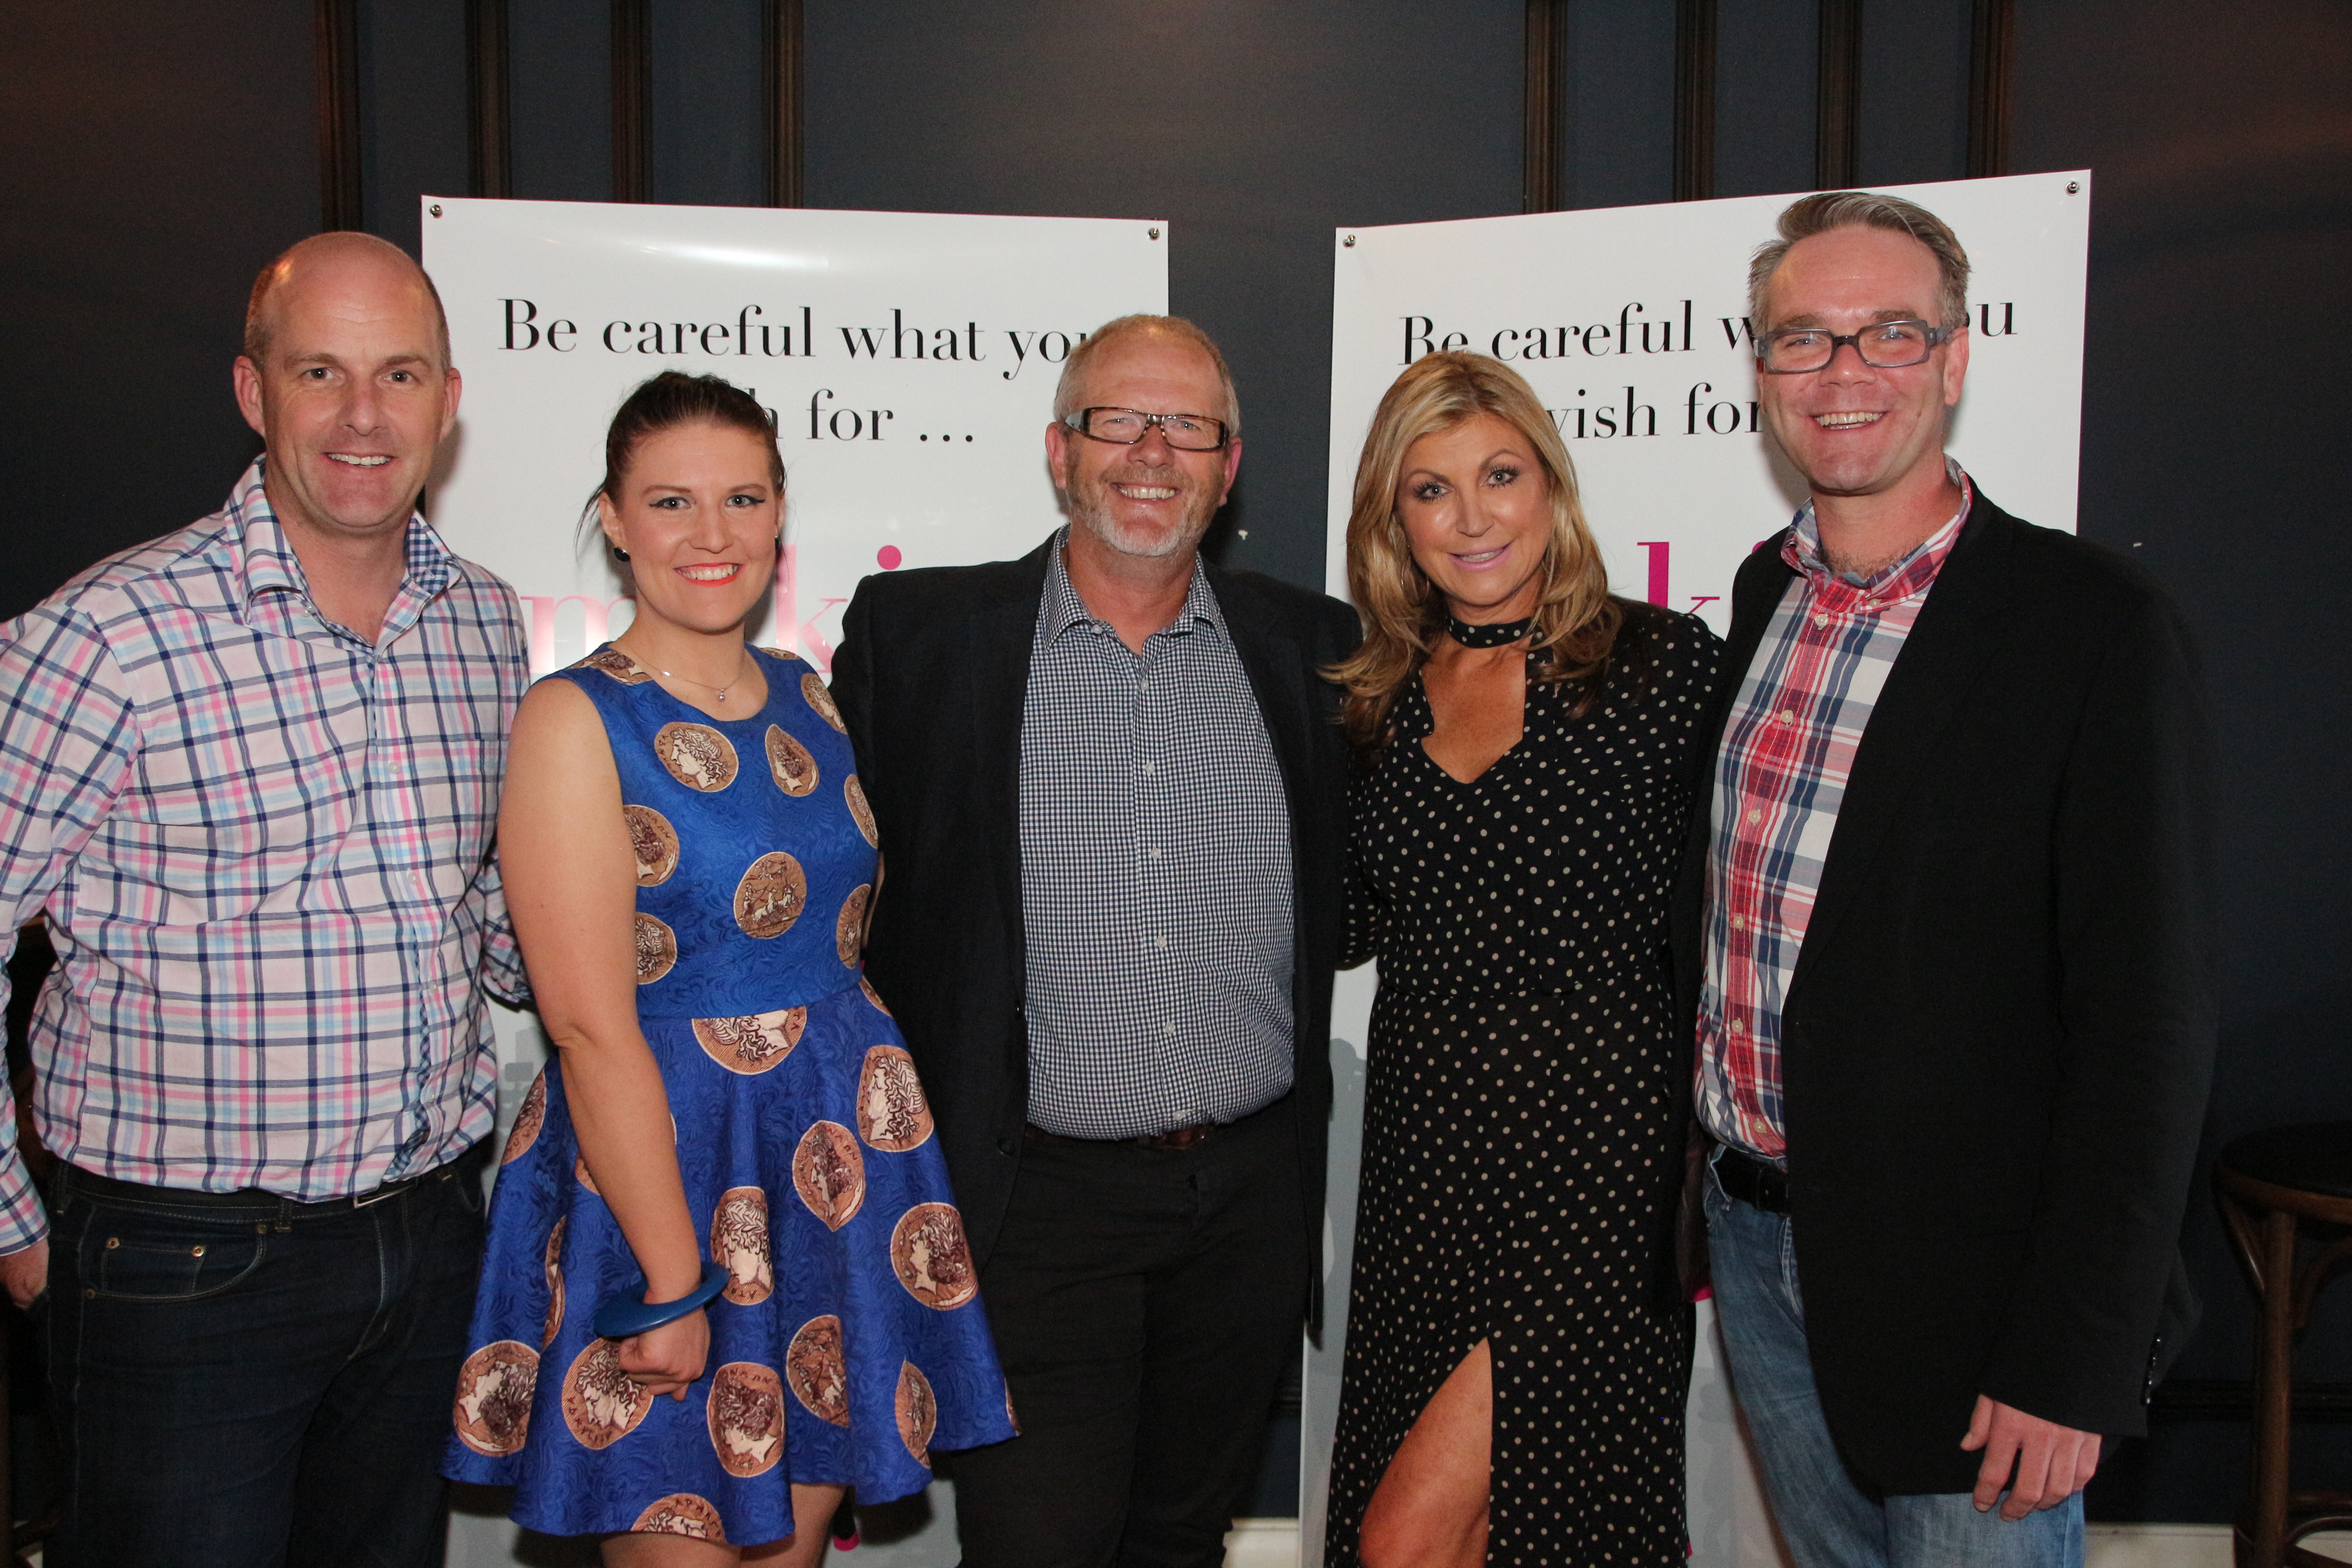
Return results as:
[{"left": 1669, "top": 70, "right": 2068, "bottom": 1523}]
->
[{"left": 611, "top": 544, "right": 630, "bottom": 562}]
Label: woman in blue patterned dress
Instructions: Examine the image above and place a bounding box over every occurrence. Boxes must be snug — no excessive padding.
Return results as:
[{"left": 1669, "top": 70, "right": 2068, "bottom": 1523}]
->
[{"left": 446, "top": 372, "right": 1013, "bottom": 1564}]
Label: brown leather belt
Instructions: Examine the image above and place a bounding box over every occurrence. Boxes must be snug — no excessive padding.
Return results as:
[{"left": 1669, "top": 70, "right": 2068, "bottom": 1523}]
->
[
  {"left": 1714, "top": 1143, "right": 1791, "bottom": 1215},
  {"left": 1025, "top": 1121, "right": 1219, "bottom": 1152}
]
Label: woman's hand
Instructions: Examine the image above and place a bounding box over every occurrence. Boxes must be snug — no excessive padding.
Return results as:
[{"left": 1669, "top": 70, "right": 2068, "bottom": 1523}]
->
[{"left": 617, "top": 1307, "right": 710, "bottom": 1401}]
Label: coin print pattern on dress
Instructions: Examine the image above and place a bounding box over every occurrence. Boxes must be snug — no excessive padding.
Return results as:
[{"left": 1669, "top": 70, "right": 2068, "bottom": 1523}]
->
[
  {"left": 503, "top": 1069, "right": 546, "bottom": 1164},
  {"left": 632, "top": 1494, "right": 725, "bottom": 1540},
  {"left": 857, "top": 1045, "right": 934, "bottom": 1152},
  {"left": 786, "top": 1315, "right": 851, "bottom": 1427},
  {"left": 793, "top": 1122, "right": 866, "bottom": 1231},
  {"left": 542, "top": 1217, "right": 567, "bottom": 1347},
  {"left": 801, "top": 672, "right": 847, "bottom": 734},
  {"left": 706, "top": 1363, "right": 787, "bottom": 1479},
  {"left": 692, "top": 1008, "right": 807, "bottom": 1074},
  {"left": 765, "top": 725, "right": 819, "bottom": 797},
  {"left": 655, "top": 721, "right": 739, "bottom": 792},
  {"left": 633, "top": 912, "right": 677, "bottom": 984},
  {"left": 895, "top": 1362, "right": 937, "bottom": 1465},
  {"left": 577, "top": 646, "right": 657, "bottom": 684},
  {"left": 624, "top": 804, "right": 681, "bottom": 885},
  {"left": 562, "top": 1338, "right": 654, "bottom": 1450},
  {"left": 835, "top": 884, "right": 871, "bottom": 968},
  {"left": 890, "top": 1203, "right": 976, "bottom": 1309},
  {"left": 859, "top": 975, "right": 892, "bottom": 1016},
  {"left": 732, "top": 852, "right": 807, "bottom": 939},
  {"left": 843, "top": 774, "right": 878, "bottom": 847},
  {"left": 454, "top": 1341, "right": 539, "bottom": 1457},
  {"left": 710, "top": 1186, "right": 774, "bottom": 1306}
]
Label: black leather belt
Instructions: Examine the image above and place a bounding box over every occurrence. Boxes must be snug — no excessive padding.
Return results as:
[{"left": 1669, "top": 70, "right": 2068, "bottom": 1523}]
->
[
  {"left": 1714, "top": 1144, "right": 1791, "bottom": 1215},
  {"left": 1024, "top": 1091, "right": 1291, "bottom": 1153},
  {"left": 59, "top": 1143, "right": 482, "bottom": 1218}
]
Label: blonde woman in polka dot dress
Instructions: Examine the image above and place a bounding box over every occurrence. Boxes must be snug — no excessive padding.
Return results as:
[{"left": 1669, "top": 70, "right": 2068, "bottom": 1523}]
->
[{"left": 1324, "top": 352, "right": 1722, "bottom": 1567}]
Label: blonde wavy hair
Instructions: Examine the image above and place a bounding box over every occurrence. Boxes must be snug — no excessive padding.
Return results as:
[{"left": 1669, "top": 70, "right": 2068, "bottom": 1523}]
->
[{"left": 1329, "top": 351, "right": 1627, "bottom": 756}]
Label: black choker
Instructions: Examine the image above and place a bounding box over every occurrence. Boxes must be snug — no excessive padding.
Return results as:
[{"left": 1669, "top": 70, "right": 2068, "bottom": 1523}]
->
[{"left": 1445, "top": 613, "right": 1535, "bottom": 649}]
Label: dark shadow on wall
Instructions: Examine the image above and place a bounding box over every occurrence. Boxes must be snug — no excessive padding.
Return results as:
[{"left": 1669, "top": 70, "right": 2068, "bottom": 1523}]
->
[{"left": 2005, "top": 0, "right": 2352, "bottom": 1524}]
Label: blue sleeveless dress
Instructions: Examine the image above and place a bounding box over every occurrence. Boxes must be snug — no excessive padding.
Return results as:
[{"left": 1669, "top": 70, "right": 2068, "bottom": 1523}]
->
[{"left": 445, "top": 644, "right": 1014, "bottom": 1547}]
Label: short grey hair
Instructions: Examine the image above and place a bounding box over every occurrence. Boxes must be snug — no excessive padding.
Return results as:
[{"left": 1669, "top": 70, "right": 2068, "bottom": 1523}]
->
[
  {"left": 1052, "top": 314, "right": 1241, "bottom": 436},
  {"left": 1748, "top": 190, "right": 1971, "bottom": 331}
]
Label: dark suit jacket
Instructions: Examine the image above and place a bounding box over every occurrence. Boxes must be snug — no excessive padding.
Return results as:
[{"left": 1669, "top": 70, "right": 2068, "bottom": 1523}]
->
[
  {"left": 1669, "top": 490, "right": 2218, "bottom": 1494},
  {"left": 829, "top": 535, "right": 1361, "bottom": 1313}
]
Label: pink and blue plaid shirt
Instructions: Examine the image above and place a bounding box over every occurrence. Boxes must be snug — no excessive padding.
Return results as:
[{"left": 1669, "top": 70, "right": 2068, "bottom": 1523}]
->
[
  {"left": 0, "top": 461, "right": 530, "bottom": 1250},
  {"left": 1695, "top": 466, "right": 1972, "bottom": 1162}
]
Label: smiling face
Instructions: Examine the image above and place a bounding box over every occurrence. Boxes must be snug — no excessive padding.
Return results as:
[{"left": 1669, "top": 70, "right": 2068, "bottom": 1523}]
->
[
  {"left": 1754, "top": 224, "right": 1969, "bottom": 501},
  {"left": 233, "top": 241, "right": 459, "bottom": 545},
  {"left": 1394, "top": 412, "right": 1553, "bottom": 625},
  {"left": 598, "top": 421, "right": 782, "bottom": 637},
  {"left": 1044, "top": 331, "right": 1241, "bottom": 562}
]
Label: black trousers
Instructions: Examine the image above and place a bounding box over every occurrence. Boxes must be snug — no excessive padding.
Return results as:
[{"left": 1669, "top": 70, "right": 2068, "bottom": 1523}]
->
[{"left": 951, "top": 1093, "right": 1310, "bottom": 1568}]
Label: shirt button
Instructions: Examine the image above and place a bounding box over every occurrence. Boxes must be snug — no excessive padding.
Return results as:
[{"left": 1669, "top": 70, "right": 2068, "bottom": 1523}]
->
[
  {"left": 1148, "top": 846, "right": 1162, "bottom": 859},
  {"left": 1730, "top": 915, "right": 1746, "bottom": 931},
  {"left": 1777, "top": 709, "right": 1794, "bottom": 724},
  {"left": 1812, "top": 611, "right": 1830, "bottom": 628},
  {"left": 1730, "top": 1019, "right": 1746, "bottom": 1034},
  {"left": 1164, "top": 1023, "right": 1177, "bottom": 1038},
  {"left": 1745, "top": 808, "right": 1762, "bottom": 825},
  {"left": 1153, "top": 934, "right": 1168, "bottom": 950},
  {"left": 1142, "top": 760, "right": 1156, "bottom": 775}
]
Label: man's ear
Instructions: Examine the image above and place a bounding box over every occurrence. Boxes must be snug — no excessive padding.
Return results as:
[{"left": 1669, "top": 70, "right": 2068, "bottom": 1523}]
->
[{"left": 233, "top": 355, "right": 268, "bottom": 439}]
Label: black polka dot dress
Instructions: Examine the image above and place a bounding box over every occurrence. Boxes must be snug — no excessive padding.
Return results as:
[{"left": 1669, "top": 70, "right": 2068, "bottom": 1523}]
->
[{"left": 1325, "top": 607, "right": 1723, "bottom": 1567}]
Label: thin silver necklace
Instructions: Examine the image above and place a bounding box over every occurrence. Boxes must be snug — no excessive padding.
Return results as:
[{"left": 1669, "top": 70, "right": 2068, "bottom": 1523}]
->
[{"left": 645, "top": 646, "right": 755, "bottom": 704}]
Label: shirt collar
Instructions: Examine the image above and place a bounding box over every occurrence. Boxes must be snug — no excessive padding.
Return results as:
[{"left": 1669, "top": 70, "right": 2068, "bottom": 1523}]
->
[
  {"left": 1783, "top": 457, "right": 1973, "bottom": 601},
  {"left": 226, "top": 456, "right": 458, "bottom": 634},
  {"left": 1039, "top": 525, "right": 1225, "bottom": 644}
]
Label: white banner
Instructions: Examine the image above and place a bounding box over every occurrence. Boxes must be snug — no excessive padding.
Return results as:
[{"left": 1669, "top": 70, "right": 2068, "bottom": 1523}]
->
[
  {"left": 1323, "top": 171, "right": 2089, "bottom": 630},
  {"left": 420, "top": 198, "right": 1165, "bottom": 1568},
  {"left": 421, "top": 197, "right": 1168, "bottom": 677},
  {"left": 1309, "top": 174, "right": 2090, "bottom": 1568}
]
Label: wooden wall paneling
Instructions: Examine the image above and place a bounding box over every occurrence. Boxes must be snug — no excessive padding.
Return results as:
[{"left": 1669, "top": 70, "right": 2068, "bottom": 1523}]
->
[
  {"left": 1522, "top": 0, "right": 1566, "bottom": 212},
  {"left": 612, "top": 0, "right": 651, "bottom": 201},
  {"left": 1816, "top": 0, "right": 1861, "bottom": 188},
  {"left": 765, "top": 0, "right": 803, "bottom": 206},
  {"left": 1967, "top": 0, "right": 2014, "bottom": 176},
  {"left": 468, "top": 0, "right": 512, "bottom": 198},
  {"left": 1674, "top": 0, "right": 1716, "bottom": 201},
  {"left": 315, "top": 0, "right": 363, "bottom": 230}
]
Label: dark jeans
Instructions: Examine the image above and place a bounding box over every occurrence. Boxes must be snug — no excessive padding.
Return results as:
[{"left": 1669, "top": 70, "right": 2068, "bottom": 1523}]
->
[
  {"left": 951, "top": 1094, "right": 1309, "bottom": 1568},
  {"left": 41, "top": 1149, "right": 487, "bottom": 1568}
]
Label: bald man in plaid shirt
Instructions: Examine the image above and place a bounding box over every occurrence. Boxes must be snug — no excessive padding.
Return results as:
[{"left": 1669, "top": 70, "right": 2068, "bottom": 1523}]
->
[{"left": 0, "top": 233, "right": 529, "bottom": 1568}]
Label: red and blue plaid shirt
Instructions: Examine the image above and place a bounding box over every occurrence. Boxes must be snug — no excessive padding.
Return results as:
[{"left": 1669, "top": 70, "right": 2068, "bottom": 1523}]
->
[
  {"left": 0, "top": 461, "right": 530, "bottom": 1249},
  {"left": 1695, "top": 466, "right": 1972, "bottom": 1162}
]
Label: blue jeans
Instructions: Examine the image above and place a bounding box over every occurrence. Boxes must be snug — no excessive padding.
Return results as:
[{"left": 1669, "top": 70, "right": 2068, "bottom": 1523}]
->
[
  {"left": 40, "top": 1151, "right": 487, "bottom": 1568},
  {"left": 1703, "top": 1157, "right": 2083, "bottom": 1568}
]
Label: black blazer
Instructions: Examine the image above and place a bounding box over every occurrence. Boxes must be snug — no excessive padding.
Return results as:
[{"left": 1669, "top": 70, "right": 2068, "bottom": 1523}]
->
[
  {"left": 1670, "top": 490, "right": 2218, "bottom": 1494},
  {"left": 829, "top": 536, "right": 1362, "bottom": 1306}
]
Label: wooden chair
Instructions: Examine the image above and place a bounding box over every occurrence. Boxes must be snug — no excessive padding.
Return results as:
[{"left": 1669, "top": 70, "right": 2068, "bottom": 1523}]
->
[{"left": 2217, "top": 1122, "right": 2352, "bottom": 1568}]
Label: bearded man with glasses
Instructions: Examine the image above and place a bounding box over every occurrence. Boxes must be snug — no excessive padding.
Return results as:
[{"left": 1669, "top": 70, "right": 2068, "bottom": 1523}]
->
[
  {"left": 1671, "top": 190, "right": 2217, "bottom": 1567},
  {"left": 831, "top": 314, "right": 1359, "bottom": 1568}
]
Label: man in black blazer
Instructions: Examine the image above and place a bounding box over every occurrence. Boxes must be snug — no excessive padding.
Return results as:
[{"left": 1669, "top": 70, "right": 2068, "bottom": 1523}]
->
[
  {"left": 830, "top": 315, "right": 1358, "bottom": 1568},
  {"left": 1673, "top": 192, "right": 2215, "bottom": 1566}
]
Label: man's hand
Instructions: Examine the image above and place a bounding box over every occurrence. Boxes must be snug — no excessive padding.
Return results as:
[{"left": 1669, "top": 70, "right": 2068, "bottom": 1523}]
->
[
  {"left": 0, "top": 1238, "right": 48, "bottom": 1309},
  {"left": 1961, "top": 1395, "right": 2100, "bottom": 1519}
]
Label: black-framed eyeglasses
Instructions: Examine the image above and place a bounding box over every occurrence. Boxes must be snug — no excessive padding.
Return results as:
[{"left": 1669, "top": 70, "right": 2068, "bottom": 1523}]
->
[
  {"left": 1756, "top": 318, "right": 1956, "bottom": 374},
  {"left": 1065, "top": 407, "right": 1230, "bottom": 451}
]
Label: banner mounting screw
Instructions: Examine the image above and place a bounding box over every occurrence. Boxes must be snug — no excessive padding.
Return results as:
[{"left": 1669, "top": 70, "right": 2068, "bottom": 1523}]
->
[
  {"left": 1148, "top": 226, "right": 1160, "bottom": 240},
  {"left": 2065, "top": 182, "right": 2079, "bottom": 194},
  {"left": 429, "top": 204, "right": 444, "bottom": 217},
  {"left": 1344, "top": 234, "right": 1357, "bottom": 247}
]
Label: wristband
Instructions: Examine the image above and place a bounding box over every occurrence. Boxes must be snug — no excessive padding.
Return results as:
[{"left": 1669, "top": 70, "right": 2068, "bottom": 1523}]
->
[{"left": 593, "top": 1260, "right": 730, "bottom": 1340}]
